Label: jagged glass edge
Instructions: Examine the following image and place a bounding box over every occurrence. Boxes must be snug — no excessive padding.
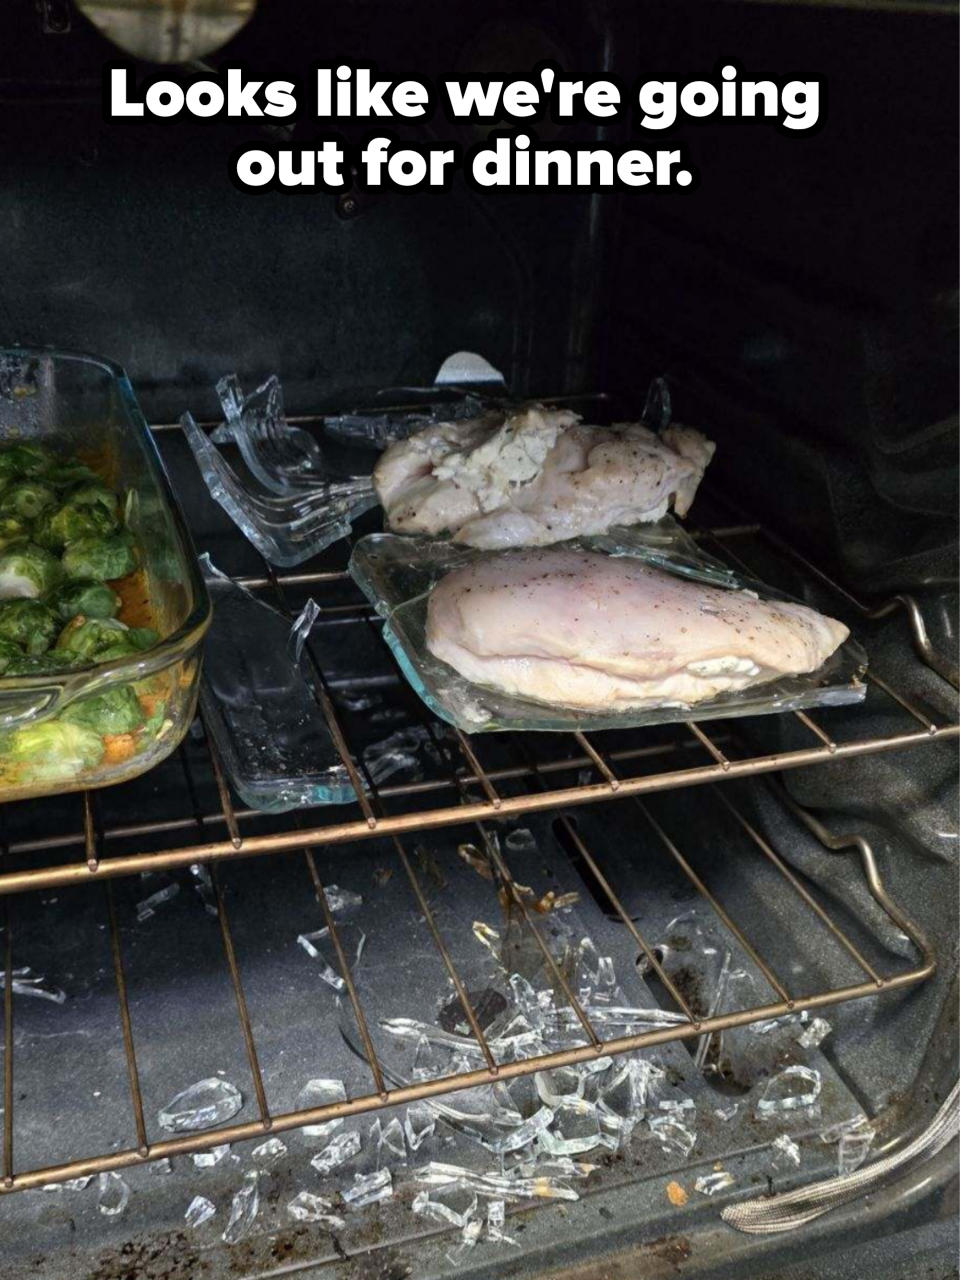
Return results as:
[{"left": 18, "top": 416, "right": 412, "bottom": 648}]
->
[
  {"left": 349, "top": 530, "right": 868, "bottom": 735},
  {"left": 198, "top": 558, "right": 358, "bottom": 809}
]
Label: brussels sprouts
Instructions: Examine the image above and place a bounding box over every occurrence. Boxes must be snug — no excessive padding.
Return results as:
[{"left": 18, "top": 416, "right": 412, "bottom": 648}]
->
[
  {"left": 0, "top": 599, "right": 59, "bottom": 653},
  {"left": 3, "top": 480, "right": 56, "bottom": 523},
  {"left": 3, "top": 650, "right": 85, "bottom": 676},
  {"left": 61, "top": 685, "right": 145, "bottom": 735},
  {"left": 0, "top": 636, "right": 21, "bottom": 675},
  {"left": 0, "top": 442, "right": 54, "bottom": 480},
  {"left": 63, "top": 481, "right": 118, "bottom": 515},
  {"left": 55, "top": 615, "right": 130, "bottom": 660},
  {"left": 46, "top": 461, "right": 101, "bottom": 490},
  {"left": 0, "top": 544, "right": 64, "bottom": 600},
  {"left": 0, "top": 517, "right": 28, "bottom": 553},
  {"left": 61, "top": 532, "right": 136, "bottom": 582},
  {"left": 33, "top": 500, "right": 117, "bottom": 551},
  {"left": 3, "top": 720, "right": 104, "bottom": 779},
  {"left": 48, "top": 578, "right": 121, "bottom": 622}
]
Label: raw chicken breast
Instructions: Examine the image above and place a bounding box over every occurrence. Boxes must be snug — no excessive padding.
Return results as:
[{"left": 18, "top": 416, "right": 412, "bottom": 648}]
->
[
  {"left": 425, "top": 549, "right": 849, "bottom": 710},
  {"left": 374, "top": 406, "right": 715, "bottom": 548}
]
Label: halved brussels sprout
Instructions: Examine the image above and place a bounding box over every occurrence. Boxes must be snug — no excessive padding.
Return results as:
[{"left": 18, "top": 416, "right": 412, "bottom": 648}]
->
[
  {"left": 0, "top": 543, "right": 64, "bottom": 600},
  {"left": 0, "top": 599, "right": 60, "bottom": 654},
  {"left": 49, "top": 579, "right": 121, "bottom": 622},
  {"left": 0, "top": 517, "right": 28, "bottom": 553},
  {"left": 2, "top": 720, "right": 104, "bottom": 779},
  {"left": 55, "top": 615, "right": 130, "bottom": 660},
  {"left": 0, "top": 442, "right": 54, "bottom": 480},
  {"left": 3, "top": 481, "right": 56, "bottom": 522},
  {"left": 61, "top": 685, "right": 145, "bottom": 735},
  {"left": 0, "top": 636, "right": 22, "bottom": 675},
  {"left": 33, "top": 501, "right": 117, "bottom": 551},
  {"left": 61, "top": 532, "right": 136, "bottom": 582},
  {"left": 63, "top": 481, "right": 118, "bottom": 515}
]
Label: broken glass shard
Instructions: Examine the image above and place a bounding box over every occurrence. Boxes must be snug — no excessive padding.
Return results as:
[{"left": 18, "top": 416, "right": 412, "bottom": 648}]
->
[
  {"left": 193, "top": 1144, "right": 231, "bottom": 1169},
  {"left": 297, "top": 925, "right": 366, "bottom": 992},
  {"left": 222, "top": 1171, "right": 260, "bottom": 1244},
  {"left": 797, "top": 1017, "right": 832, "bottom": 1050},
  {"left": 648, "top": 1113, "right": 697, "bottom": 1159},
  {"left": 460, "top": 1218, "right": 482, "bottom": 1250},
  {"left": 149, "top": 1159, "right": 173, "bottom": 1176},
  {"left": 190, "top": 864, "right": 218, "bottom": 917},
  {"left": 287, "top": 1190, "right": 345, "bottom": 1225},
  {"left": 837, "top": 1118, "right": 875, "bottom": 1173},
  {"left": 599, "top": 1058, "right": 665, "bottom": 1121},
  {"left": 310, "top": 1129, "right": 362, "bottom": 1175},
  {"left": 251, "top": 1136, "right": 287, "bottom": 1168},
  {"left": 713, "top": 1101, "right": 740, "bottom": 1122},
  {"left": 539, "top": 1101, "right": 603, "bottom": 1157},
  {"left": 372, "top": 1116, "right": 406, "bottom": 1164},
  {"left": 413, "top": 1184, "right": 478, "bottom": 1228},
  {"left": 298, "top": 1078, "right": 347, "bottom": 1137},
  {"left": 97, "top": 1172, "right": 130, "bottom": 1217},
  {"left": 3, "top": 967, "right": 66, "bottom": 1004},
  {"left": 65, "top": 1176, "right": 94, "bottom": 1190},
  {"left": 404, "top": 1102, "right": 436, "bottom": 1152},
  {"left": 158, "top": 1078, "right": 242, "bottom": 1133},
  {"left": 695, "top": 1171, "right": 735, "bottom": 1195},
  {"left": 322, "top": 885, "right": 363, "bottom": 917},
  {"left": 343, "top": 1168, "right": 392, "bottom": 1208},
  {"left": 748, "top": 1018, "right": 784, "bottom": 1035},
  {"left": 771, "top": 1133, "right": 802, "bottom": 1168},
  {"left": 756, "top": 1065, "right": 822, "bottom": 1118},
  {"left": 549, "top": 1006, "right": 687, "bottom": 1033},
  {"left": 415, "top": 1161, "right": 579, "bottom": 1202},
  {"left": 484, "top": 1105, "right": 554, "bottom": 1155},
  {"left": 185, "top": 1195, "right": 216, "bottom": 1228},
  {"left": 596, "top": 956, "right": 616, "bottom": 988},
  {"left": 135, "top": 882, "right": 180, "bottom": 922},
  {"left": 535, "top": 1067, "right": 585, "bottom": 1109}
]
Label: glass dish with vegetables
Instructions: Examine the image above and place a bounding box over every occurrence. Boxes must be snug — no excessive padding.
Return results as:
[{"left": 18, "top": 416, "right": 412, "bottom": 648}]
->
[{"left": 0, "top": 349, "right": 210, "bottom": 802}]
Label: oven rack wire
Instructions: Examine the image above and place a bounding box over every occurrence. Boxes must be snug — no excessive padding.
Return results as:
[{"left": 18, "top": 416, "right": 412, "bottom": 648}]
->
[{"left": 0, "top": 506, "right": 953, "bottom": 1190}]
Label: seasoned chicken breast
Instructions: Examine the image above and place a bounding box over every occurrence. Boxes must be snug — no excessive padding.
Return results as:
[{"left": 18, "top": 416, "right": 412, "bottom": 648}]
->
[
  {"left": 374, "top": 406, "right": 714, "bottom": 548},
  {"left": 426, "top": 549, "right": 849, "bottom": 710}
]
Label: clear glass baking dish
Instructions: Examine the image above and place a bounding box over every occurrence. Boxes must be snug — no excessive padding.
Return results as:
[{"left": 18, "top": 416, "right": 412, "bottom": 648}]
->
[{"left": 0, "top": 348, "right": 211, "bottom": 802}]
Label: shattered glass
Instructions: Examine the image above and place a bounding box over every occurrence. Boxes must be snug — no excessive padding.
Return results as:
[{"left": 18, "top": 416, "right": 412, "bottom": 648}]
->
[
  {"left": 322, "top": 885, "right": 363, "bottom": 917},
  {"left": 821, "top": 1116, "right": 876, "bottom": 1174},
  {"left": 412, "top": 1184, "right": 479, "bottom": 1228},
  {"left": 251, "top": 1137, "right": 287, "bottom": 1168},
  {"left": 415, "top": 1160, "right": 579, "bottom": 1202},
  {"left": 97, "top": 1172, "right": 130, "bottom": 1217},
  {"left": 310, "top": 1129, "right": 362, "bottom": 1175},
  {"left": 189, "top": 864, "right": 218, "bottom": 917},
  {"left": 135, "top": 882, "right": 180, "bottom": 922},
  {"left": 158, "top": 1078, "right": 242, "bottom": 1133},
  {"left": 287, "top": 1191, "right": 345, "bottom": 1226},
  {"left": 535, "top": 1067, "right": 585, "bottom": 1108},
  {"left": 371, "top": 1116, "right": 406, "bottom": 1164},
  {"left": 222, "top": 1170, "right": 260, "bottom": 1244},
  {"left": 797, "top": 1017, "right": 832, "bottom": 1050},
  {"left": 149, "top": 1160, "right": 173, "bottom": 1176},
  {"left": 771, "top": 1133, "right": 802, "bottom": 1168},
  {"left": 403, "top": 1103, "right": 436, "bottom": 1152},
  {"left": 539, "top": 1101, "right": 603, "bottom": 1157},
  {"left": 343, "top": 1168, "right": 393, "bottom": 1208},
  {"left": 2, "top": 966, "right": 66, "bottom": 1004},
  {"left": 694, "top": 1170, "right": 735, "bottom": 1196},
  {"left": 192, "top": 1143, "right": 231, "bottom": 1169},
  {"left": 185, "top": 1195, "right": 216, "bottom": 1228},
  {"left": 756, "top": 1065, "right": 822, "bottom": 1118},
  {"left": 298, "top": 1078, "right": 347, "bottom": 1138},
  {"left": 648, "top": 1112, "right": 697, "bottom": 1159},
  {"left": 297, "top": 924, "right": 366, "bottom": 992}
]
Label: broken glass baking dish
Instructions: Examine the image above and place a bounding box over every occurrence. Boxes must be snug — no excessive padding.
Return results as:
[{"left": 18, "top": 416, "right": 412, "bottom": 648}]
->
[
  {"left": 0, "top": 348, "right": 211, "bottom": 801},
  {"left": 348, "top": 526, "right": 867, "bottom": 733}
]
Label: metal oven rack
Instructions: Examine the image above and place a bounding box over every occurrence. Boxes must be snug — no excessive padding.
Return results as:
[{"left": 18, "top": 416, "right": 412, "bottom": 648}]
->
[{"left": 0, "top": 478, "right": 956, "bottom": 1192}]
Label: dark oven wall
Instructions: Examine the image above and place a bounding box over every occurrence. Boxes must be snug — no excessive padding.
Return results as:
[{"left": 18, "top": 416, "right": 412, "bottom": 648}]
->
[
  {"left": 0, "top": 0, "right": 615, "bottom": 417},
  {"left": 602, "top": 1, "right": 958, "bottom": 594}
]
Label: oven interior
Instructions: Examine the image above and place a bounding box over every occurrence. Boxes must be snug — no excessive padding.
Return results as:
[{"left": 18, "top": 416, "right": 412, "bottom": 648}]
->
[{"left": 0, "top": 1, "right": 957, "bottom": 1277}]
